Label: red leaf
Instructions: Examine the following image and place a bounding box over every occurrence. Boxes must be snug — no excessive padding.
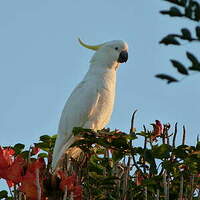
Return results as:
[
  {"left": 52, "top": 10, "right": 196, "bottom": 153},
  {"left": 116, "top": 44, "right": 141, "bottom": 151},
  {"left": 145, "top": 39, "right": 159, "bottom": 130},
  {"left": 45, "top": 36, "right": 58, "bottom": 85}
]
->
[{"left": 0, "top": 147, "right": 15, "bottom": 169}]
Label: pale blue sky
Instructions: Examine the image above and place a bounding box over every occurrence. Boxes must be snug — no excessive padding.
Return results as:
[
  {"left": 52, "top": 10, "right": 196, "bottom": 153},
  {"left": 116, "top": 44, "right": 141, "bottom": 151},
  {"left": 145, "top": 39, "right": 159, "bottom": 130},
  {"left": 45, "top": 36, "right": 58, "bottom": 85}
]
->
[{"left": 0, "top": 0, "right": 200, "bottom": 190}]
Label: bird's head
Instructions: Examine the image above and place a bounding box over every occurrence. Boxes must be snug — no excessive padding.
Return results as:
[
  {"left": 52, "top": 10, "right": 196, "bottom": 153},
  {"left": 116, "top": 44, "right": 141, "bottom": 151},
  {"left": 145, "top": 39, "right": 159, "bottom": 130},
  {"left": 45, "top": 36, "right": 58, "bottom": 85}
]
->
[{"left": 78, "top": 38, "right": 128, "bottom": 69}]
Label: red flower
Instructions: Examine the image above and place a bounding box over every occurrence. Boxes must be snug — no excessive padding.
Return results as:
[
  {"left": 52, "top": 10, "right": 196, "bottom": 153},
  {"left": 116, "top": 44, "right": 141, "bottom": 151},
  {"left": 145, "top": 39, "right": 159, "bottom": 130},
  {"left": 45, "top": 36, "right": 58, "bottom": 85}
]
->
[
  {"left": 19, "top": 158, "right": 45, "bottom": 200},
  {"left": 73, "top": 185, "right": 82, "bottom": 200},
  {"left": 150, "top": 120, "right": 163, "bottom": 141},
  {"left": 28, "top": 157, "right": 45, "bottom": 172},
  {"left": 57, "top": 171, "right": 82, "bottom": 199},
  {"left": 58, "top": 170, "right": 77, "bottom": 192},
  {"left": 31, "top": 147, "right": 40, "bottom": 155},
  {"left": 0, "top": 147, "right": 25, "bottom": 187},
  {"left": 0, "top": 147, "right": 15, "bottom": 169},
  {"left": 6, "top": 180, "right": 14, "bottom": 188},
  {"left": 19, "top": 171, "right": 38, "bottom": 200},
  {"left": 135, "top": 170, "right": 144, "bottom": 186},
  {"left": 3, "top": 156, "right": 25, "bottom": 184}
]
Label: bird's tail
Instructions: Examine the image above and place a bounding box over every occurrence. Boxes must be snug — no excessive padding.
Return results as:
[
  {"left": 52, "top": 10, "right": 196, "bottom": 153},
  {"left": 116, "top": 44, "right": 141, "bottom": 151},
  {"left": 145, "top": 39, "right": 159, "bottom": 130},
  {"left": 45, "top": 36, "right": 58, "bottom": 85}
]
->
[{"left": 51, "top": 135, "right": 82, "bottom": 171}]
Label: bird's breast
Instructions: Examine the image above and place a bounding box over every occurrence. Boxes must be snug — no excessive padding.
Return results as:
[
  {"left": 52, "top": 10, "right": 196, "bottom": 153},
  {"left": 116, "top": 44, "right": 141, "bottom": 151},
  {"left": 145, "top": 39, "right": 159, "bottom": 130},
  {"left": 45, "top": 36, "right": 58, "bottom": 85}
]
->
[{"left": 86, "top": 71, "right": 116, "bottom": 129}]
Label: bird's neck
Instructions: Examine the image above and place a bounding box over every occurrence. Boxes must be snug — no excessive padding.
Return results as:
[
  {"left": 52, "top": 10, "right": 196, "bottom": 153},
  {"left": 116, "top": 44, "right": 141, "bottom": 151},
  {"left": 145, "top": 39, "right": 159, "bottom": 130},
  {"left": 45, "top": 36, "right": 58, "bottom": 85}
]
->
[
  {"left": 86, "top": 61, "right": 118, "bottom": 78},
  {"left": 83, "top": 62, "right": 118, "bottom": 89}
]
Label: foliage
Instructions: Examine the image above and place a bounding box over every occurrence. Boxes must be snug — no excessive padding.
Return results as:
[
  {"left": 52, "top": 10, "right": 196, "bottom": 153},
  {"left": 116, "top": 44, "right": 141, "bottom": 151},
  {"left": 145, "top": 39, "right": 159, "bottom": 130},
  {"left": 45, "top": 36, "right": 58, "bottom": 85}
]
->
[
  {"left": 1, "top": 115, "right": 200, "bottom": 199},
  {"left": 156, "top": 0, "right": 200, "bottom": 83}
]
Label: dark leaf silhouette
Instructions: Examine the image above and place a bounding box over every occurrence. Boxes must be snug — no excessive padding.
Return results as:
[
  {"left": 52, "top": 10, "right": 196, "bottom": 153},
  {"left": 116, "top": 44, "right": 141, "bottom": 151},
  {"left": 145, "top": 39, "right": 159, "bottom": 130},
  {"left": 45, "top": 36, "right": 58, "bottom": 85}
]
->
[
  {"left": 170, "top": 59, "right": 189, "bottom": 75},
  {"left": 160, "top": 7, "right": 183, "bottom": 17},
  {"left": 189, "top": 65, "right": 200, "bottom": 71},
  {"left": 186, "top": 52, "right": 199, "bottom": 65},
  {"left": 155, "top": 74, "right": 178, "bottom": 83},
  {"left": 160, "top": 35, "right": 180, "bottom": 45},
  {"left": 186, "top": 52, "right": 200, "bottom": 71},
  {"left": 163, "top": 0, "right": 187, "bottom": 7},
  {"left": 181, "top": 28, "right": 192, "bottom": 41},
  {"left": 195, "top": 26, "right": 200, "bottom": 39}
]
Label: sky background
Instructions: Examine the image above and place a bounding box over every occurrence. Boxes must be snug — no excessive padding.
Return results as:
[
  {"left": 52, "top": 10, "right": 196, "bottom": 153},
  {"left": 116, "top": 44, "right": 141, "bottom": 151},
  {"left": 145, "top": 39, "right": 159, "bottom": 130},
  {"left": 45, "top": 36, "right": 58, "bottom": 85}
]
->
[{"left": 0, "top": 0, "right": 200, "bottom": 190}]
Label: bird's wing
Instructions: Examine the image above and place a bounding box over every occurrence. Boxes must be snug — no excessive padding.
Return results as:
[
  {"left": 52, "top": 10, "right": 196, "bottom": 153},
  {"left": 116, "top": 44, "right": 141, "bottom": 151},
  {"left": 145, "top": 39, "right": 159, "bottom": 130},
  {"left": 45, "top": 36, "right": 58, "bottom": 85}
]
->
[
  {"left": 52, "top": 80, "right": 100, "bottom": 170},
  {"left": 58, "top": 80, "right": 101, "bottom": 134}
]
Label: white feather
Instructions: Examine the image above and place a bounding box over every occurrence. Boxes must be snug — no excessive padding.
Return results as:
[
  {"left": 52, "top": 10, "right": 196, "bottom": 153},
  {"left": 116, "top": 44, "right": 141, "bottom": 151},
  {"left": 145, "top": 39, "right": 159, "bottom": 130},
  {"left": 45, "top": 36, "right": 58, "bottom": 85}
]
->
[{"left": 52, "top": 40, "right": 128, "bottom": 170}]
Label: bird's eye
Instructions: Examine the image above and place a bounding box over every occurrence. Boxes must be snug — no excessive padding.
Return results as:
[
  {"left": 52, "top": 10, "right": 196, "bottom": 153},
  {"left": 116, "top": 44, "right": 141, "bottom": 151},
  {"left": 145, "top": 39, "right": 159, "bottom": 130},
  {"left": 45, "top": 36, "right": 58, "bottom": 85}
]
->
[{"left": 115, "top": 47, "right": 119, "bottom": 50}]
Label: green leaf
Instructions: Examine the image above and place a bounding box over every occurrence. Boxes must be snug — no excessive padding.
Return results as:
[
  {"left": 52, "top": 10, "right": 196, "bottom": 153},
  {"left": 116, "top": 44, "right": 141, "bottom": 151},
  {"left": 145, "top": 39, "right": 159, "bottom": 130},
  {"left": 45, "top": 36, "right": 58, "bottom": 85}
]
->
[
  {"left": 127, "top": 134, "right": 137, "bottom": 140},
  {"left": 13, "top": 143, "right": 25, "bottom": 154},
  {"left": 160, "top": 7, "right": 183, "bottom": 17},
  {"left": 6, "top": 197, "right": 13, "bottom": 200},
  {"left": 101, "top": 176, "right": 118, "bottom": 185},
  {"left": 170, "top": 59, "right": 189, "bottom": 75},
  {"left": 0, "top": 190, "right": 8, "bottom": 199},
  {"left": 38, "top": 153, "right": 48, "bottom": 158},
  {"left": 73, "top": 127, "right": 95, "bottom": 136},
  {"left": 195, "top": 26, "right": 200, "bottom": 39},
  {"left": 35, "top": 142, "right": 50, "bottom": 152},
  {"left": 136, "top": 131, "right": 149, "bottom": 137},
  {"left": 89, "top": 172, "right": 105, "bottom": 180},
  {"left": 155, "top": 74, "right": 178, "bottom": 84},
  {"left": 173, "top": 145, "right": 189, "bottom": 159},
  {"left": 144, "top": 150, "right": 157, "bottom": 174},
  {"left": 159, "top": 35, "right": 180, "bottom": 45},
  {"left": 134, "top": 147, "right": 144, "bottom": 155},
  {"left": 20, "top": 150, "right": 30, "bottom": 159},
  {"left": 88, "top": 155, "right": 104, "bottom": 174},
  {"left": 112, "top": 150, "right": 124, "bottom": 162},
  {"left": 111, "top": 137, "right": 128, "bottom": 150},
  {"left": 40, "top": 135, "right": 51, "bottom": 142},
  {"left": 153, "top": 144, "right": 171, "bottom": 159}
]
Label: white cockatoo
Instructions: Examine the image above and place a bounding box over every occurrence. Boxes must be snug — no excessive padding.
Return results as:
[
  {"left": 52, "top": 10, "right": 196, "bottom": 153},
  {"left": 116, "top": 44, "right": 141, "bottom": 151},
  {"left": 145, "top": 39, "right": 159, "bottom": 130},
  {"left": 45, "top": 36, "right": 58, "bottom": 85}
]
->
[{"left": 52, "top": 38, "right": 128, "bottom": 170}]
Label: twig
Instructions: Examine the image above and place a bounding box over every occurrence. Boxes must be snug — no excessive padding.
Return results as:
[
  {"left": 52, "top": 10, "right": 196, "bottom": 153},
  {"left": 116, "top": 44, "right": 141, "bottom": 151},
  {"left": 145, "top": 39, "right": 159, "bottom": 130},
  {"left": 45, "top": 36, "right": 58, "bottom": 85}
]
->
[
  {"left": 132, "top": 155, "right": 141, "bottom": 172},
  {"left": 145, "top": 186, "right": 148, "bottom": 200},
  {"left": 190, "top": 175, "right": 195, "bottom": 200},
  {"left": 63, "top": 187, "right": 68, "bottom": 200},
  {"left": 162, "top": 126, "right": 166, "bottom": 144},
  {"left": 36, "top": 169, "right": 41, "bottom": 200},
  {"left": 156, "top": 189, "right": 160, "bottom": 200},
  {"left": 163, "top": 170, "right": 168, "bottom": 200},
  {"left": 172, "top": 123, "right": 178, "bottom": 148},
  {"left": 143, "top": 136, "right": 147, "bottom": 174},
  {"left": 130, "top": 110, "right": 138, "bottom": 134},
  {"left": 179, "top": 174, "right": 184, "bottom": 200},
  {"left": 165, "top": 125, "right": 170, "bottom": 145},
  {"left": 182, "top": 125, "right": 186, "bottom": 145}
]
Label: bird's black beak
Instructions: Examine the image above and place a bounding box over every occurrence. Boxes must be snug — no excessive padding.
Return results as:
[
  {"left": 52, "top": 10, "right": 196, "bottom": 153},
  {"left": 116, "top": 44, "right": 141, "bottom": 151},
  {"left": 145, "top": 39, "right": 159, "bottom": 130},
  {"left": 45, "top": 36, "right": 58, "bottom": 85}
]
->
[{"left": 117, "top": 50, "right": 128, "bottom": 63}]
